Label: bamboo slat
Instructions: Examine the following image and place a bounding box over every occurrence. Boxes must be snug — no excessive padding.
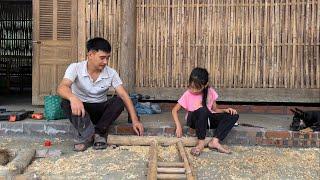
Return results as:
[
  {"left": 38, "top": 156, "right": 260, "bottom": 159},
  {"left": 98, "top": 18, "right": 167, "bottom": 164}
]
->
[{"left": 84, "top": 0, "right": 319, "bottom": 92}]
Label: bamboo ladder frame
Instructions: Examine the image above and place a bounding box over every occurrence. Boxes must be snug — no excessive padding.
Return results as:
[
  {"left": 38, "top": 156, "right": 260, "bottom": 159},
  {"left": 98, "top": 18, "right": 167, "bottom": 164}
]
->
[{"left": 147, "top": 141, "right": 196, "bottom": 180}]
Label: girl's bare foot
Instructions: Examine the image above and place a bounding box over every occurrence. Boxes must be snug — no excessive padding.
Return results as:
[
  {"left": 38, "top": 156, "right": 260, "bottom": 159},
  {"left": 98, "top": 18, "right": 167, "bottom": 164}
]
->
[
  {"left": 191, "top": 140, "right": 205, "bottom": 156},
  {"left": 208, "top": 138, "right": 231, "bottom": 154}
]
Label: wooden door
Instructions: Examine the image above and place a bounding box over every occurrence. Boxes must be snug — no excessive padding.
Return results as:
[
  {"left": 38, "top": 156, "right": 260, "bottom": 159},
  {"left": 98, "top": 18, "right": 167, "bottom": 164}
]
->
[{"left": 32, "top": 0, "right": 77, "bottom": 105}]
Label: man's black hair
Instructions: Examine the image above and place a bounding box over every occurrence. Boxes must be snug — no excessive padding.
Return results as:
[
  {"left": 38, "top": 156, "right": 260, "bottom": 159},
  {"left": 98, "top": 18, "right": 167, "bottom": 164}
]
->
[{"left": 86, "top": 37, "right": 112, "bottom": 53}]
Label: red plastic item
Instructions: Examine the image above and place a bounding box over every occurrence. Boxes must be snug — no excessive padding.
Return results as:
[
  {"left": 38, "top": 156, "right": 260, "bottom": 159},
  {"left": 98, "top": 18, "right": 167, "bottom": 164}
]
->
[
  {"left": 44, "top": 140, "right": 52, "bottom": 147},
  {"left": 9, "top": 115, "right": 17, "bottom": 122},
  {"left": 32, "top": 113, "right": 43, "bottom": 120}
]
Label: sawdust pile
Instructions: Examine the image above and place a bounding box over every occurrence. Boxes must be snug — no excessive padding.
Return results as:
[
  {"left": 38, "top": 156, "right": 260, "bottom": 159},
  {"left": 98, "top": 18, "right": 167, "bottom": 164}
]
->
[
  {"left": 26, "top": 146, "right": 149, "bottom": 180},
  {"left": 158, "top": 144, "right": 179, "bottom": 162},
  {"left": 191, "top": 146, "right": 320, "bottom": 179}
]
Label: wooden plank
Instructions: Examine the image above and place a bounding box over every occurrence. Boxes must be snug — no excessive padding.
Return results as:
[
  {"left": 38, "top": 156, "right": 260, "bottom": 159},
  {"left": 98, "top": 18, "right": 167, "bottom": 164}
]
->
[{"left": 147, "top": 141, "right": 158, "bottom": 180}]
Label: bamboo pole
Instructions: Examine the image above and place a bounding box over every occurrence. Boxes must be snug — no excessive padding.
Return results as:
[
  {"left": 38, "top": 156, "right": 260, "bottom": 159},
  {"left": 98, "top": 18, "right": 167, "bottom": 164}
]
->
[
  {"left": 157, "top": 173, "right": 187, "bottom": 179},
  {"left": 147, "top": 141, "right": 158, "bottom": 180},
  {"left": 107, "top": 135, "right": 212, "bottom": 147},
  {"left": 157, "top": 167, "right": 185, "bottom": 174},
  {"left": 158, "top": 162, "right": 185, "bottom": 167},
  {"left": 316, "top": 0, "right": 320, "bottom": 88},
  {"left": 176, "top": 141, "right": 195, "bottom": 180}
]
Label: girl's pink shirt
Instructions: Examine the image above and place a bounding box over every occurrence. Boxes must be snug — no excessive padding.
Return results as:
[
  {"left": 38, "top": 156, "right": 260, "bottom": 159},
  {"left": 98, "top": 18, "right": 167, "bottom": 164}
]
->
[{"left": 177, "top": 87, "right": 218, "bottom": 113}]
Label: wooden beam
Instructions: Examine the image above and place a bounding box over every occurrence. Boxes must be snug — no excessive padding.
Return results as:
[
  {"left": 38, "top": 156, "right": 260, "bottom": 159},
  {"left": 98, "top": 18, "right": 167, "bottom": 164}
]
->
[
  {"left": 147, "top": 141, "right": 158, "bottom": 180},
  {"left": 0, "top": 149, "right": 35, "bottom": 178},
  {"left": 176, "top": 141, "right": 195, "bottom": 180},
  {"left": 135, "top": 87, "right": 320, "bottom": 103},
  {"left": 120, "top": 0, "right": 137, "bottom": 93},
  {"left": 77, "top": 0, "right": 87, "bottom": 61},
  {"left": 107, "top": 135, "right": 212, "bottom": 147}
]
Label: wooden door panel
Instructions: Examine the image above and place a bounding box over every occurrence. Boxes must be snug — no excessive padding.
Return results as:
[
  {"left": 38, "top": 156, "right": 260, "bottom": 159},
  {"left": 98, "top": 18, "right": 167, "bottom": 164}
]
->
[{"left": 32, "top": 0, "right": 77, "bottom": 105}]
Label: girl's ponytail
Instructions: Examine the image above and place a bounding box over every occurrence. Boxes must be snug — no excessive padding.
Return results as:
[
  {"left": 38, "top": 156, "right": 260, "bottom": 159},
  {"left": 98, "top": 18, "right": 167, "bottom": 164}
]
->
[{"left": 202, "top": 86, "right": 209, "bottom": 110}]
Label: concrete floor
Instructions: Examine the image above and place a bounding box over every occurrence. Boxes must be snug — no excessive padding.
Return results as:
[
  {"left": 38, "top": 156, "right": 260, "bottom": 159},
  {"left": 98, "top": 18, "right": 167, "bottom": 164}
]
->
[
  {"left": 1, "top": 136, "right": 319, "bottom": 179},
  {"left": 0, "top": 94, "right": 292, "bottom": 130}
]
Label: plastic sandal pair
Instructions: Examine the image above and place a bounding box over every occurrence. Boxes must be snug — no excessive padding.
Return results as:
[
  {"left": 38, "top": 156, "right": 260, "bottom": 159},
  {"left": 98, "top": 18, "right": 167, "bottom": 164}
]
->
[{"left": 73, "top": 134, "right": 107, "bottom": 152}]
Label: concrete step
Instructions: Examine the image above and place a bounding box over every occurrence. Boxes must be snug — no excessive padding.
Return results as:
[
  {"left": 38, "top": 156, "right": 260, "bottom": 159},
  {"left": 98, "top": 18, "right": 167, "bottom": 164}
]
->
[{"left": 0, "top": 117, "right": 319, "bottom": 148}]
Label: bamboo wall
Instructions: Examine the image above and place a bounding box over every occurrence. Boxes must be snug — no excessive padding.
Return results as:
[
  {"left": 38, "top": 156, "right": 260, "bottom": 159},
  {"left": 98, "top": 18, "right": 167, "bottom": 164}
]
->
[
  {"left": 85, "top": 0, "right": 121, "bottom": 71},
  {"left": 136, "top": 0, "right": 320, "bottom": 89}
]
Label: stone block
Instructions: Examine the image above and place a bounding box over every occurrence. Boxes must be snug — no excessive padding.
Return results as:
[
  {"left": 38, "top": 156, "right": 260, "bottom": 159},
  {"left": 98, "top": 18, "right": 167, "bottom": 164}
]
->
[
  {"left": 265, "top": 131, "right": 290, "bottom": 139},
  {"left": 116, "top": 125, "right": 136, "bottom": 135}
]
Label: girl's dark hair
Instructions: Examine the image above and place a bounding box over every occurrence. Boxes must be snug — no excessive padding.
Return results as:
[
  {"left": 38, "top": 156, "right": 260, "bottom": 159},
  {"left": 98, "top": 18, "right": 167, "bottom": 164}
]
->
[
  {"left": 86, "top": 37, "right": 111, "bottom": 53},
  {"left": 188, "top": 67, "right": 209, "bottom": 109}
]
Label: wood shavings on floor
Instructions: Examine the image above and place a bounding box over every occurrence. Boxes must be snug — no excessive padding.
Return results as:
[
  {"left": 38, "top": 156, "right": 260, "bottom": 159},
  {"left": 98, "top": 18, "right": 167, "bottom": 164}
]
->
[{"left": 26, "top": 146, "right": 149, "bottom": 180}]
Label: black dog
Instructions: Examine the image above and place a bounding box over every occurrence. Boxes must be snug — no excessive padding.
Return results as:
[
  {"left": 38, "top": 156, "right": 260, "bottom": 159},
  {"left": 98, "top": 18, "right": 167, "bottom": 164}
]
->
[{"left": 290, "top": 108, "right": 320, "bottom": 131}]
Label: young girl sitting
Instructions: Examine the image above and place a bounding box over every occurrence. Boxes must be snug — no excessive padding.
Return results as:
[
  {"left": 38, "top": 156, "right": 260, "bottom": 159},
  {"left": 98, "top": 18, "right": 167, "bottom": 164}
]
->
[{"left": 172, "top": 67, "right": 239, "bottom": 156}]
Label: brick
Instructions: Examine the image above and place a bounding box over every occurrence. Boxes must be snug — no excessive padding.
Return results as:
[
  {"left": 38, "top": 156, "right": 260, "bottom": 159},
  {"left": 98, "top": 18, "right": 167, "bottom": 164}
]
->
[
  {"left": 292, "top": 132, "right": 301, "bottom": 139},
  {"left": 288, "top": 140, "right": 293, "bottom": 147},
  {"left": 144, "top": 127, "right": 164, "bottom": 136},
  {"left": 265, "top": 106, "right": 286, "bottom": 114},
  {"left": 274, "top": 139, "right": 283, "bottom": 147},
  {"left": 116, "top": 125, "right": 135, "bottom": 135},
  {"left": 256, "top": 137, "right": 263, "bottom": 145},
  {"left": 262, "top": 139, "right": 273, "bottom": 146},
  {"left": 286, "top": 106, "right": 305, "bottom": 115},
  {"left": 233, "top": 105, "right": 251, "bottom": 113},
  {"left": 187, "top": 128, "right": 196, "bottom": 136},
  {"left": 302, "top": 140, "right": 308, "bottom": 147},
  {"left": 159, "top": 103, "right": 175, "bottom": 111},
  {"left": 164, "top": 127, "right": 175, "bottom": 136},
  {"left": 265, "top": 131, "right": 290, "bottom": 139},
  {"left": 250, "top": 106, "right": 267, "bottom": 113}
]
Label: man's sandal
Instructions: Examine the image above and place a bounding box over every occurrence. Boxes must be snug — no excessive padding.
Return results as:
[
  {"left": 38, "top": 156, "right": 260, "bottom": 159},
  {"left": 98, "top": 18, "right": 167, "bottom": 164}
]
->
[
  {"left": 93, "top": 134, "right": 107, "bottom": 150},
  {"left": 73, "top": 140, "right": 93, "bottom": 152}
]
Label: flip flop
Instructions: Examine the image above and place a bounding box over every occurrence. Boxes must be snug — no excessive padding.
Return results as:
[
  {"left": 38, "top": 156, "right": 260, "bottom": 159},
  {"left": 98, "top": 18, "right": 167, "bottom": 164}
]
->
[
  {"left": 190, "top": 147, "right": 202, "bottom": 157},
  {"left": 73, "top": 140, "right": 93, "bottom": 152},
  {"left": 93, "top": 134, "right": 107, "bottom": 150}
]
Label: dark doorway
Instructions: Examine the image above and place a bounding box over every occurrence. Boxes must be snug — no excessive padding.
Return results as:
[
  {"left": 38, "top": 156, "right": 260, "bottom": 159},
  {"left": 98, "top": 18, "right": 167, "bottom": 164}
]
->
[{"left": 0, "top": 0, "right": 32, "bottom": 95}]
